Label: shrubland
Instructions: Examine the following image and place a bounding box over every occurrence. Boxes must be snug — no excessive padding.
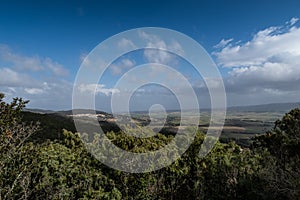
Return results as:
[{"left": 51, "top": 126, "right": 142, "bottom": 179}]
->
[{"left": 0, "top": 93, "right": 299, "bottom": 199}]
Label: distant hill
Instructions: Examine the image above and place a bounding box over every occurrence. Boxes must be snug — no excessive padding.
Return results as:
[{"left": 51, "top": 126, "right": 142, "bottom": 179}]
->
[
  {"left": 57, "top": 109, "right": 111, "bottom": 116},
  {"left": 22, "top": 111, "right": 76, "bottom": 141},
  {"left": 27, "top": 102, "right": 300, "bottom": 115},
  {"left": 24, "top": 108, "right": 56, "bottom": 114},
  {"left": 22, "top": 109, "right": 117, "bottom": 142},
  {"left": 228, "top": 102, "right": 300, "bottom": 112},
  {"left": 22, "top": 102, "right": 300, "bottom": 143},
  {"left": 26, "top": 108, "right": 111, "bottom": 116}
]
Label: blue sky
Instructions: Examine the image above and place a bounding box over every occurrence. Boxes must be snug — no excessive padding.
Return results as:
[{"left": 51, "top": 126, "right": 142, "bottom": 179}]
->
[{"left": 1, "top": 0, "right": 300, "bottom": 111}]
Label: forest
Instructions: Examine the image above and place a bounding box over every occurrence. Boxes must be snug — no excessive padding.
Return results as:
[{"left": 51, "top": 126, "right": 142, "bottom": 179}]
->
[{"left": 1, "top": 93, "right": 300, "bottom": 199}]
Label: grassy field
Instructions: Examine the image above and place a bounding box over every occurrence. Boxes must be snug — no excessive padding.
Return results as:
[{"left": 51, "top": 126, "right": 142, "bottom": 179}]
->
[
  {"left": 130, "top": 110, "right": 285, "bottom": 146},
  {"left": 24, "top": 108, "right": 286, "bottom": 147}
]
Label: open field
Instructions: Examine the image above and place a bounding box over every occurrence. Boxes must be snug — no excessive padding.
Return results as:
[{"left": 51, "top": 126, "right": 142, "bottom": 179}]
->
[
  {"left": 129, "top": 110, "right": 286, "bottom": 146},
  {"left": 23, "top": 108, "right": 288, "bottom": 147}
]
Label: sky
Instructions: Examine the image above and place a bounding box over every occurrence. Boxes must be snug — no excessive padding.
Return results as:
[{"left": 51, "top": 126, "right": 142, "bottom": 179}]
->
[{"left": 0, "top": 0, "right": 300, "bottom": 111}]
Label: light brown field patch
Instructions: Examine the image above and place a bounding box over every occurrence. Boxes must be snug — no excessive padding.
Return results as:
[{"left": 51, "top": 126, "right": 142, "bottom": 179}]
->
[{"left": 200, "top": 126, "right": 246, "bottom": 131}]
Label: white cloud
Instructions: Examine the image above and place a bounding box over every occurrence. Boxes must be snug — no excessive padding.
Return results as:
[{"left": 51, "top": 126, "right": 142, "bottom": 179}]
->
[
  {"left": 79, "top": 52, "right": 88, "bottom": 63},
  {"left": 0, "top": 79, "right": 74, "bottom": 110},
  {"left": 0, "top": 87, "right": 17, "bottom": 96},
  {"left": 0, "top": 44, "right": 68, "bottom": 76},
  {"left": 44, "top": 58, "right": 69, "bottom": 76},
  {"left": 117, "top": 38, "right": 136, "bottom": 50},
  {"left": 169, "top": 40, "right": 184, "bottom": 56},
  {"left": 288, "top": 17, "right": 299, "bottom": 26},
  {"left": 0, "top": 44, "right": 43, "bottom": 71},
  {"left": 138, "top": 31, "right": 184, "bottom": 64},
  {"left": 144, "top": 49, "right": 172, "bottom": 64},
  {"left": 77, "top": 83, "right": 120, "bottom": 96},
  {"left": 214, "top": 38, "right": 233, "bottom": 49},
  {"left": 214, "top": 22, "right": 300, "bottom": 68},
  {"left": 23, "top": 82, "right": 52, "bottom": 95},
  {"left": 0, "top": 68, "right": 37, "bottom": 87},
  {"left": 24, "top": 88, "right": 44, "bottom": 95},
  {"left": 110, "top": 65, "right": 122, "bottom": 75},
  {"left": 121, "top": 58, "right": 135, "bottom": 68},
  {"left": 0, "top": 44, "right": 72, "bottom": 110},
  {"left": 212, "top": 18, "right": 300, "bottom": 104},
  {"left": 110, "top": 58, "right": 135, "bottom": 75}
]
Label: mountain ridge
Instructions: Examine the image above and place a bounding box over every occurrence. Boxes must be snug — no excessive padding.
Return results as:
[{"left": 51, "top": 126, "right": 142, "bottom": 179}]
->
[{"left": 25, "top": 101, "right": 300, "bottom": 115}]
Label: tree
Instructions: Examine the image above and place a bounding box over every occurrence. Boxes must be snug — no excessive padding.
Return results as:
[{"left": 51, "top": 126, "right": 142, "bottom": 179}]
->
[
  {"left": 0, "top": 93, "right": 39, "bottom": 199},
  {"left": 252, "top": 108, "right": 300, "bottom": 199},
  {"left": 254, "top": 108, "right": 300, "bottom": 161},
  {"left": 28, "top": 130, "right": 122, "bottom": 199}
]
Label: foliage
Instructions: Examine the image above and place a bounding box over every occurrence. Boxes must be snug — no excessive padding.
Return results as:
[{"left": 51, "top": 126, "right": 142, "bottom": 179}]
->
[
  {"left": 0, "top": 93, "right": 28, "bottom": 128},
  {"left": 27, "top": 130, "right": 122, "bottom": 199},
  {"left": 21, "top": 111, "right": 76, "bottom": 141},
  {"left": 252, "top": 108, "right": 300, "bottom": 199},
  {"left": 1, "top": 93, "right": 300, "bottom": 199},
  {"left": 254, "top": 108, "right": 300, "bottom": 159},
  {"left": 0, "top": 93, "right": 39, "bottom": 199}
]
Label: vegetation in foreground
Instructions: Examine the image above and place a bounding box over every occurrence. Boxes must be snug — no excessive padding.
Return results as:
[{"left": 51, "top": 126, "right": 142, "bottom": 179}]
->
[{"left": 1, "top": 93, "right": 300, "bottom": 199}]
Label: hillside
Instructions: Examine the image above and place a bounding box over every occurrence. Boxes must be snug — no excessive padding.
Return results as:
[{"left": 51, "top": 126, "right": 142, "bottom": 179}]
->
[{"left": 228, "top": 102, "right": 300, "bottom": 112}]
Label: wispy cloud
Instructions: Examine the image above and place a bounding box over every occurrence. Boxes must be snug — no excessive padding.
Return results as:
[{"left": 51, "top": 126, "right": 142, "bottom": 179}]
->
[
  {"left": 24, "top": 88, "right": 44, "bottom": 95},
  {"left": 110, "top": 58, "right": 135, "bottom": 75},
  {"left": 0, "top": 44, "right": 69, "bottom": 76},
  {"left": 138, "top": 31, "right": 184, "bottom": 65},
  {"left": 44, "top": 58, "right": 69, "bottom": 76},
  {"left": 214, "top": 38, "right": 233, "bottom": 49},
  {"left": 0, "top": 44, "right": 72, "bottom": 109},
  {"left": 77, "top": 83, "right": 119, "bottom": 96},
  {"left": 288, "top": 17, "right": 299, "bottom": 26},
  {"left": 0, "top": 68, "right": 38, "bottom": 87},
  {"left": 117, "top": 38, "right": 136, "bottom": 50},
  {"left": 0, "top": 44, "right": 43, "bottom": 71}
]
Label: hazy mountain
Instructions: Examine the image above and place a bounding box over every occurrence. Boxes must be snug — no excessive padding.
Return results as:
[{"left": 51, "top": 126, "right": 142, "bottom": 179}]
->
[
  {"left": 26, "top": 108, "right": 111, "bottom": 116},
  {"left": 24, "top": 108, "right": 56, "bottom": 114},
  {"left": 228, "top": 102, "right": 300, "bottom": 112},
  {"left": 26, "top": 102, "right": 300, "bottom": 115}
]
